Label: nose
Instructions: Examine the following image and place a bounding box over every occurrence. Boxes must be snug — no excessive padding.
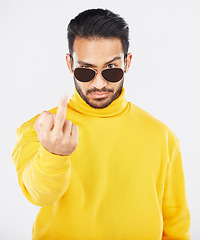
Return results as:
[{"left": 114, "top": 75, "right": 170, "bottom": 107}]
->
[{"left": 90, "top": 72, "right": 108, "bottom": 89}]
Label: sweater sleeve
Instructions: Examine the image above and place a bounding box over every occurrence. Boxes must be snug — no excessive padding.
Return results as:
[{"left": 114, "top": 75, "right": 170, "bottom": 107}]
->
[
  {"left": 162, "top": 137, "right": 191, "bottom": 239},
  {"left": 11, "top": 115, "right": 71, "bottom": 207}
]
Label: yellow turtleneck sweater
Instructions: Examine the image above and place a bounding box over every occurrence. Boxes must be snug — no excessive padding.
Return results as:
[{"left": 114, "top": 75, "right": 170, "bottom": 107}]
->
[{"left": 12, "top": 87, "right": 191, "bottom": 240}]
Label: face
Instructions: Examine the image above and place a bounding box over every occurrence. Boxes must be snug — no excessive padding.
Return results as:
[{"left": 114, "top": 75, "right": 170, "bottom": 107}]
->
[{"left": 66, "top": 37, "right": 132, "bottom": 109}]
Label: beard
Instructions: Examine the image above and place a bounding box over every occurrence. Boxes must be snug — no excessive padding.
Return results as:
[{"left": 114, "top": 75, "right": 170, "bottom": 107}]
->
[{"left": 74, "top": 77, "right": 124, "bottom": 109}]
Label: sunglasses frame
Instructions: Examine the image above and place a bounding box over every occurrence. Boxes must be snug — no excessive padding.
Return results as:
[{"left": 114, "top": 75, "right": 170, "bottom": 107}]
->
[{"left": 73, "top": 67, "right": 125, "bottom": 83}]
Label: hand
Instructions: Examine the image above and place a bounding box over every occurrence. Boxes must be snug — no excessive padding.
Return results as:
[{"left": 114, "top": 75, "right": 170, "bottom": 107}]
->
[{"left": 34, "top": 94, "right": 79, "bottom": 156}]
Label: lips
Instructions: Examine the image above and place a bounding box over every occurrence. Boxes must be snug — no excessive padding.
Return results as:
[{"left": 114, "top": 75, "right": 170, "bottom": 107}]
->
[{"left": 90, "top": 92, "right": 109, "bottom": 98}]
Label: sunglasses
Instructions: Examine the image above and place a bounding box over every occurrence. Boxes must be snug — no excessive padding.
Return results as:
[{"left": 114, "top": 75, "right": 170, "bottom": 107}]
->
[{"left": 73, "top": 67, "right": 124, "bottom": 83}]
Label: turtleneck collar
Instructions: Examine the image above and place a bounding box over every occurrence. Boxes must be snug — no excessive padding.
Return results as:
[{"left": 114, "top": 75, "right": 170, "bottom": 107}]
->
[{"left": 68, "top": 87, "right": 129, "bottom": 118}]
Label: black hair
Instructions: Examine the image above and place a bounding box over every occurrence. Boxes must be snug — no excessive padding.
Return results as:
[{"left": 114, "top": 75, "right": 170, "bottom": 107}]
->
[{"left": 67, "top": 8, "right": 129, "bottom": 58}]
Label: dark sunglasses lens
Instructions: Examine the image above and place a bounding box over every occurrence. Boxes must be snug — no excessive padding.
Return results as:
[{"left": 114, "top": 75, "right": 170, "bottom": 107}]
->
[
  {"left": 74, "top": 68, "right": 95, "bottom": 82},
  {"left": 102, "top": 68, "right": 124, "bottom": 82}
]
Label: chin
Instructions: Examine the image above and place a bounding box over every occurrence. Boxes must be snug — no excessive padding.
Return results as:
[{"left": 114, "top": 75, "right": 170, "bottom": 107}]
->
[
  {"left": 87, "top": 98, "right": 113, "bottom": 109},
  {"left": 74, "top": 77, "right": 124, "bottom": 109}
]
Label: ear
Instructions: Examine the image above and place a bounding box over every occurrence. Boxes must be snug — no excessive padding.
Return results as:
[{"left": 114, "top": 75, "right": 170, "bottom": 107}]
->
[
  {"left": 124, "top": 53, "right": 132, "bottom": 73},
  {"left": 66, "top": 53, "right": 73, "bottom": 73}
]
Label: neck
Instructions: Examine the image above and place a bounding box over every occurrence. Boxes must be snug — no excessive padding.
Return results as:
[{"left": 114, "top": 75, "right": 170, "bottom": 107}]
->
[{"left": 68, "top": 87, "right": 129, "bottom": 118}]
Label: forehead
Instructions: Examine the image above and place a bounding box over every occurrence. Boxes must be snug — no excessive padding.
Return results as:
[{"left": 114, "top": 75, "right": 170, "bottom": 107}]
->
[{"left": 72, "top": 37, "right": 124, "bottom": 65}]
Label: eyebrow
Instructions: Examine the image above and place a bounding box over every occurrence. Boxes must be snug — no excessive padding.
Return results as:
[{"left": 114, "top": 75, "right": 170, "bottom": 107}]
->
[{"left": 77, "top": 56, "right": 122, "bottom": 67}]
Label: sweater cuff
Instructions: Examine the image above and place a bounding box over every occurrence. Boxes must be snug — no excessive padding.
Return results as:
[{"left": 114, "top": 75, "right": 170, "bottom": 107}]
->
[{"left": 37, "top": 144, "right": 71, "bottom": 173}]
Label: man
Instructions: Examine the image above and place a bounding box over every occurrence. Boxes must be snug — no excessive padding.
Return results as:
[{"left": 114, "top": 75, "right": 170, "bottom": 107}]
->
[{"left": 12, "top": 8, "right": 191, "bottom": 240}]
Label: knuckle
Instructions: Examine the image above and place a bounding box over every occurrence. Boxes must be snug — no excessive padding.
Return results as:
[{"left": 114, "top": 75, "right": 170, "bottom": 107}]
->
[
  {"left": 64, "top": 119, "right": 72, "bottom": 128},
  {"left": 70, "top": 137, "right": 79, "bottom": 147},
  {"left": 41, "top": 110, "right": 49, "bottom": 115},
  {"left": 57, "top": 112, "right": 66, "bottom": 120},
  {"left": 51, "top": 134, "right": 61, "bottom": 144},
  {"left": 56, "top": 115, "right": 62, "bottom": 121},
  {"left": 64, "top": 138, "right": 70, "bottom": 146},
  {"left": 39, "top": 111, "right": 47, "bottom": 119},
  {"left": 35, "top": 112, "right": 45, "bottom": 124},
  {"left": 46, "top": 114, "right": 54, "bottom": 123},
  {"left": 41, "top": 132, "right": 49, "bottom": 142},
  {"left": 40, "top": 111, "right": 52, "bottom": 120},
  {"left": 66, "top": 119, "right": 72, "bottom": 124}
]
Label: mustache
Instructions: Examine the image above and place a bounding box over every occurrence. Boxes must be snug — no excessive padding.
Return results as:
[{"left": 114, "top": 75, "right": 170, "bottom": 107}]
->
[{"left": 87, "top": 87, "right": 114, "bottom": 94}]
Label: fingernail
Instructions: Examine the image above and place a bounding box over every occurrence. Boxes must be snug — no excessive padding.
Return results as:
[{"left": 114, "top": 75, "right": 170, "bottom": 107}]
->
[{"left": 61, "top": 94, "right": 68, "bottom": 100}]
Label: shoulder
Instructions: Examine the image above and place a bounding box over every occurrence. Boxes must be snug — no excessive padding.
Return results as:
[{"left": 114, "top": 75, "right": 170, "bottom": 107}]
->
[{"left": 130, "top": 103, "right": 180, "bottom": 147}]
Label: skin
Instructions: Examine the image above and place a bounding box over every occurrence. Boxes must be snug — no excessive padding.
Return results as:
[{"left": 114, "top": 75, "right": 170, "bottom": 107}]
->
[
  {"left": 66, "top": 37, "right": 132, "bottom": 109},
  {"left": 34, "top": 94, "right": 79, "bottom": 156},
  {"left": 34, "top": 37, "right": 132, "bottom": 156}
]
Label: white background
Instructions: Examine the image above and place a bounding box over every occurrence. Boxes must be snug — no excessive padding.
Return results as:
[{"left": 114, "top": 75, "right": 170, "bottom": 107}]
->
[{"left": 0, "top": 0, "right": 199, "bottom": 239}]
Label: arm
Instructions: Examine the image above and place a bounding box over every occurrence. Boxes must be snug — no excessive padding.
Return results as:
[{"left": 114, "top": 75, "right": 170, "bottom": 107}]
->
[
  {"left": 12, "top": 94, "right": 79, "bottom": 206},
  {"left": 162, "top": 138, "right": 191, "bottom": 239}
]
